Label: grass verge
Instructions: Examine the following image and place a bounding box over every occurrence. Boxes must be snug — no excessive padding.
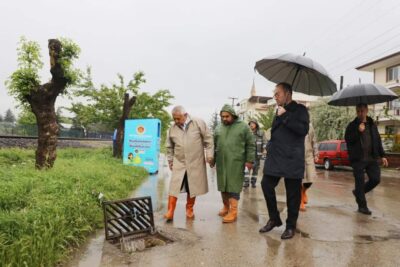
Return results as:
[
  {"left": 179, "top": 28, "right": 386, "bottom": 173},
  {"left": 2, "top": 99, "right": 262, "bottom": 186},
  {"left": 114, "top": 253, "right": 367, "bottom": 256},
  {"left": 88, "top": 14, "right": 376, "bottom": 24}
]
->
[{"left": 0, "top": 147, "right": 148, "bottom": 267}]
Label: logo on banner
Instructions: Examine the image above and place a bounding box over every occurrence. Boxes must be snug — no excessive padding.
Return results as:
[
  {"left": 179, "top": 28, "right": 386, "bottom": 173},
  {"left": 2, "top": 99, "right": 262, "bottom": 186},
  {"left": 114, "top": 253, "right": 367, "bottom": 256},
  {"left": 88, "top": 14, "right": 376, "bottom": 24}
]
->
[{"left": 136, "top": 125, "right": 145, "bottom": 135}]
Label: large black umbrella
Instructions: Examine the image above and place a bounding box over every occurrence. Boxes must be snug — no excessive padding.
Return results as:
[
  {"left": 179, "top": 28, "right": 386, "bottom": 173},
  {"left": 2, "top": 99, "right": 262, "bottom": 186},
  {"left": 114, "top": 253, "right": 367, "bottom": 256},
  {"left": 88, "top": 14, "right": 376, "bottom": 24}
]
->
[
  {"left": 255, "top": 53, "right": 337, "bottom": 96},
  {"left": 328, "top": 83, "right": 399, "bottom": 106}
]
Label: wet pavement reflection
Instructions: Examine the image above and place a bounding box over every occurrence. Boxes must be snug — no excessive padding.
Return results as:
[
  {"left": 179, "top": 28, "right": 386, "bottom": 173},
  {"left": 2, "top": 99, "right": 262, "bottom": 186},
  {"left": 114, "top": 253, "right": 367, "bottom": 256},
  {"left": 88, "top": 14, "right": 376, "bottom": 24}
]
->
[{"left": 67, "top": 156, "right": 400, "bottom": 267}]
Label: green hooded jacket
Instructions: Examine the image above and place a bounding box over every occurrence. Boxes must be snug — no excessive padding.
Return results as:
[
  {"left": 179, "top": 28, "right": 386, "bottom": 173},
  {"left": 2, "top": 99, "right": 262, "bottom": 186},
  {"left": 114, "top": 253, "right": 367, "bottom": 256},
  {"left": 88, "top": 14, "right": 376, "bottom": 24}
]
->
[{"left": 214, "top": 104, "right": 255, "bottom": 193}]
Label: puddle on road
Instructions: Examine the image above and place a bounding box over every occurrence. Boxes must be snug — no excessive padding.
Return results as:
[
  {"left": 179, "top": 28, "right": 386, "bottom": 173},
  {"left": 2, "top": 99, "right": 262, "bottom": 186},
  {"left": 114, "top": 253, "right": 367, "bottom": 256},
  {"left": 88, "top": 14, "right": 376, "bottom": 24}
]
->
[
  {"left": 297, "top": 229, "right": 310, "bottom": 238},
  {"left": 355, "top": 230, "right": 400, "bottom": 243}
]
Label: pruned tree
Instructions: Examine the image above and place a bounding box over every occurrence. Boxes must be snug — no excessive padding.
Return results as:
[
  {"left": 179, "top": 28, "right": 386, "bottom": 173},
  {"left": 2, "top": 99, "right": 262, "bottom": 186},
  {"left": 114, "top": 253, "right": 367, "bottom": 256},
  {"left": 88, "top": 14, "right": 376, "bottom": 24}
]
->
[
  {"left": 69, "top": 69, "right": 173, "bottom": 158},
  {"left": 5, "top": 37, "right": 81, "bottom": 169}
]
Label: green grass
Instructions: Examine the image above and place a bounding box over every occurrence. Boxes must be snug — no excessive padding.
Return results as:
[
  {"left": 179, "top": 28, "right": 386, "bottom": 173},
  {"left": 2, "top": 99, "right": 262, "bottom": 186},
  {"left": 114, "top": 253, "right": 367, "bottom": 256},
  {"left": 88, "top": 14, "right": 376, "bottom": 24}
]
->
[{"left": 0, "top": 147, "right": 148, "bottom": 267}]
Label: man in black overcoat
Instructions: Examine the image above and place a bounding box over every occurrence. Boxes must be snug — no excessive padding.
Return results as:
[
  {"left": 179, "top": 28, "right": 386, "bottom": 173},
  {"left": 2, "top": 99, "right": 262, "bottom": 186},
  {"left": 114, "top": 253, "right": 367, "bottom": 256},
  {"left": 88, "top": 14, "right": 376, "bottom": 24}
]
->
[{"left": 259, "top": 82, "right": 309, "bottom": 239}]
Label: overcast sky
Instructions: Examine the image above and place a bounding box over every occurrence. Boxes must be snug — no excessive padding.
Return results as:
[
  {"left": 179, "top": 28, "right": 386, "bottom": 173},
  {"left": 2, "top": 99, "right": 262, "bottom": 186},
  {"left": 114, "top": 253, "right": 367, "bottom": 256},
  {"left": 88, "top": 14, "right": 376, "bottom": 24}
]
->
[{"left": 1, "top": 0, "right": 399, "bottom": 122}]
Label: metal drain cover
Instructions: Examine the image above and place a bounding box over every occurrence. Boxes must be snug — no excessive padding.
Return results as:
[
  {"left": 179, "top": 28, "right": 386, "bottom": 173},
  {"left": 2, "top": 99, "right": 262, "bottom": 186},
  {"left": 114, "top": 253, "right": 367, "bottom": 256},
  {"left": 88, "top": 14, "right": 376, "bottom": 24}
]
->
[{"left": 103, "top": 196, "right": 154, "bottom": 241}]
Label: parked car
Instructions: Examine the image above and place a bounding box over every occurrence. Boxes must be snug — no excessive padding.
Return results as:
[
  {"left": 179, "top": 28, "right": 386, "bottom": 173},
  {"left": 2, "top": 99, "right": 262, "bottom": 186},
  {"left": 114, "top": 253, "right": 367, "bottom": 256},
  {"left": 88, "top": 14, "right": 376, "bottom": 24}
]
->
[{"left": 316, "top": 140, "right": 350, "bottom": 170}]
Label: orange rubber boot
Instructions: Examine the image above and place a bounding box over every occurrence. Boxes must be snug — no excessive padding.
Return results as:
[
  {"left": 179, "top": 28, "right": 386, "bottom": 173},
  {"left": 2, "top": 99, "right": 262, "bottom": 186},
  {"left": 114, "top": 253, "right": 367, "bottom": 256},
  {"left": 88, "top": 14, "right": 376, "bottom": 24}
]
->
[
  {"left": 218, "top": 193, "right": 229, "bottom": 217},
  {"left": 303, "top": 186, "right": 308, "bottom": 204},
  {"left": 223, "top": 198, "right": 238, "bottom": 223},
  {"left": 300, "top": 187, "right": 306, "bottom": 212},
  {"left": 186, "top": 195, "right": 196, "bottom": 219},
  {"left": 164, "top": 196, "right": 178, "bottom": 221}
]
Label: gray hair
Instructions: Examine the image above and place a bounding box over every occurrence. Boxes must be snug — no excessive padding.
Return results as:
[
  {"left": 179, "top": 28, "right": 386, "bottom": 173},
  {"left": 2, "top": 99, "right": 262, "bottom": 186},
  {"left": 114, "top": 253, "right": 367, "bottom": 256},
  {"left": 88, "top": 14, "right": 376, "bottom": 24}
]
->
[{"left": 171, "top": 105, "right": 187, "bottom": 115}]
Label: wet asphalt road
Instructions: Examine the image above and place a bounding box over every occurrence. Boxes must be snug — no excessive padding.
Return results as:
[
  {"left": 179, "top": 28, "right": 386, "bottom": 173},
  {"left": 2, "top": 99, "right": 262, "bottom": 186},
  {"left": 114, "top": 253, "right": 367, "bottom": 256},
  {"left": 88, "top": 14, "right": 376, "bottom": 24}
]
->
[{"left": 67, "top": 156, "right": 400, "bottom": 267}]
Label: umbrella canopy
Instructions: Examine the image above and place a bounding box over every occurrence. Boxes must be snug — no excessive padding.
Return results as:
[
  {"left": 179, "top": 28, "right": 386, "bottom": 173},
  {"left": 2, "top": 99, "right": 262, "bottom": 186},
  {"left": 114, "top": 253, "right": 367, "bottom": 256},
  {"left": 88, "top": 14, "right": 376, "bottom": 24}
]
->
[
  {"left": 255, "top": 53, "right": 337, "bottom": 96},
  {"left": 328, "top": 83, "right": 399, "bottom": 106}
]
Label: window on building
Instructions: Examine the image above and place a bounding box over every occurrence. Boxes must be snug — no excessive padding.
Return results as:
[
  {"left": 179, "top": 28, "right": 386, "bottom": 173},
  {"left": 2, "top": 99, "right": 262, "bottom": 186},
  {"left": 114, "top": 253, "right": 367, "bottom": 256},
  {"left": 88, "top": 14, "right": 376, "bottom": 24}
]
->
[
  {"left": 387, "top": 65, "right": 400, "bottom": 82},
  {"left": 389, "top": 99, "right": 400, "bottom": 109}
]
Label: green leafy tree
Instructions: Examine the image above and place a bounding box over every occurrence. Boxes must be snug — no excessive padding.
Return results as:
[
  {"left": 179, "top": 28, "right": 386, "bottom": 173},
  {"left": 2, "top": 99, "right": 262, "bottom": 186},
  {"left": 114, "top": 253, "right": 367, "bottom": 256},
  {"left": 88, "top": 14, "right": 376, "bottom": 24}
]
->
[
  {"left": 5, "top": 37, "right": 81, "bottom": 169},
  {"left": 309, "top": 100, "right": 356, "bottom": 141},
  {"left": 4, "top": 109, "right": 16, "bottom": 123},
  {"left": 129, "top": 90, "right": 173, "bottom": 144},
  {"left": 69, "top": 69, "right": 173, "bottom": 157},
  {"left": 15, "top": 107, "right": 69, "bottom": 130},
  {"left": 254, "top": 108, "right": 275, "bottom": 131},
  {"left": 380, "top": 105, "right": 400, "bottom": 151},
  {"left": 17, "top": 107, "right": 36, "bottom": 124},
  {"left": 0, "top": 114, "right": 3, "bottom": 122},
  {"left": 55, "top": 107, "right": 72, "bottom": 125},
  {"left": 209, "top": 110, "right": 220, "bottom": 132}
]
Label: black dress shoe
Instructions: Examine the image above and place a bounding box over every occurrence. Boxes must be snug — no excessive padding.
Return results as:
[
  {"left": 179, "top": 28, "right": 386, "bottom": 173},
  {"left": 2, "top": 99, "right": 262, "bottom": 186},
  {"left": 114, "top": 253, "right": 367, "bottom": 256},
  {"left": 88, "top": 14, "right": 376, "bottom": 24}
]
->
[
  {"left": 281, "top": 228, "right": 295, "bottom": 239},
  {"left": 358, "top": 207, "right": 372, "bottom": 215},
  {"left": 259, "top": 219, "right": 282, "bottom": 233}
]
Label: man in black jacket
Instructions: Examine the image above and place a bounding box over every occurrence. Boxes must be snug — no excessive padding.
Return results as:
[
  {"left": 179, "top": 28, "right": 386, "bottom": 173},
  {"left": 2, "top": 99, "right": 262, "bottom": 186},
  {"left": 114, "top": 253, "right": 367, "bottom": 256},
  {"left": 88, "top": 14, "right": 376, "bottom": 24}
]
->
[
  {"left": 259, "top": 82, "right": 309, "bottom": 239},
  {"left": 345, "top": 103, "right": 388, "bottom": 215}
]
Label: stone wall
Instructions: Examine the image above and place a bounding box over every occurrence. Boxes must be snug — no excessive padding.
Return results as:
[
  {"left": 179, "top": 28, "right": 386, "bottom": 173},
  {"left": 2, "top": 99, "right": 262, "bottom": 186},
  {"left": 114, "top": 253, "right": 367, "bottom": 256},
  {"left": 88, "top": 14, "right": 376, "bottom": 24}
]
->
[{"left": 0, "top": 136, "right": 112, "bottom": 149}]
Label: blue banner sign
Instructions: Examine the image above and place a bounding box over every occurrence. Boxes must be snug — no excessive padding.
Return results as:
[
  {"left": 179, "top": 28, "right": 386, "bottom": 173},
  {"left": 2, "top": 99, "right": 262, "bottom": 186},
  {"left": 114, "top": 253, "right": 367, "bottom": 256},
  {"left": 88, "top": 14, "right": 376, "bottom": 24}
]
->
[{"left": 123, "top": 119, "right": 161, "bottom": 174}]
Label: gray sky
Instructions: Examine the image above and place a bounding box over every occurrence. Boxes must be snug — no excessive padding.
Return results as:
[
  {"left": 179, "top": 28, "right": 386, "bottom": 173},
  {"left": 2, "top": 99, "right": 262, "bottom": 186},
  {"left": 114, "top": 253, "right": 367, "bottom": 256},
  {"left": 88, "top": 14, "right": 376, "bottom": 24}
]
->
[{"left": 1, "top": 0, "right": 399, "bottom": 122}]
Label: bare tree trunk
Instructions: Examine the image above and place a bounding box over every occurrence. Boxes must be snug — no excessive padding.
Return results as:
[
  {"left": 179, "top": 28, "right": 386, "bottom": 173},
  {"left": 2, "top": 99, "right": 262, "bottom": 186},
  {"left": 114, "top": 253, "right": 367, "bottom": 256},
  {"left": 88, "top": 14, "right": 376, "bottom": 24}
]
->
[
  {"left": 32, "top": 104, "right": 59, "bottom": 168},
  {"left": 114, "top": 93, "right": 136, "bottom": 158},
  {"left": 26, "top": 39, "right": 67, "bottom": 169}
]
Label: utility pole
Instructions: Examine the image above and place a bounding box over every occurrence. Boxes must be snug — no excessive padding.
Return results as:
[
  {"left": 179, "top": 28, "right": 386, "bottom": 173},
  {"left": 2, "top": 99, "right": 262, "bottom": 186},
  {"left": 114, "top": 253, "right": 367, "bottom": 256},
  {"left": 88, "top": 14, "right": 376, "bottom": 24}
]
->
[
  {"left": 340, "top": 76, "right": 343, "bottom": 90},
  {"left": 228, "top": 97, "right": 238, "bottom": 107}
]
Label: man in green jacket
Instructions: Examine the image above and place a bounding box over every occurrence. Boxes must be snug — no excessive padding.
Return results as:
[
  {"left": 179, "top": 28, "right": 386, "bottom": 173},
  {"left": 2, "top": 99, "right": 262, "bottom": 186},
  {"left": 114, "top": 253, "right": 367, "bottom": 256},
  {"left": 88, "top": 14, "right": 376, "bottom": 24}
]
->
[{"left": 213, "top": 104, "right": 255, "bottom": 223}]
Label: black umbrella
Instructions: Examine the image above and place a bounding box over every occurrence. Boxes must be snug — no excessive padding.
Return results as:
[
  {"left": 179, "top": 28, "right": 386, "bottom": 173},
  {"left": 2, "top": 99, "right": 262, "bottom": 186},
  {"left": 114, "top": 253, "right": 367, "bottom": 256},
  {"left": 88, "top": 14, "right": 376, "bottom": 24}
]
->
[
  {"left": 255, "top": 53, "right": 337, "bottom": 96},
  {"left": 328, "top": 83, "right": 399, "bottom": 106}
]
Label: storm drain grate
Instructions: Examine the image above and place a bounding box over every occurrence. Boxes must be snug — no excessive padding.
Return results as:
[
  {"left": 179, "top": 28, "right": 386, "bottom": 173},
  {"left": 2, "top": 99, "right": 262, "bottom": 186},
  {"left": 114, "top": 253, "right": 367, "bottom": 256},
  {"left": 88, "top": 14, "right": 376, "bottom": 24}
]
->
[
  {"left": 103, "top": 196, "right": 155, "bottom": 241},
  {"left": 119, "top": 231, "right": 174, "bottom": 252}
]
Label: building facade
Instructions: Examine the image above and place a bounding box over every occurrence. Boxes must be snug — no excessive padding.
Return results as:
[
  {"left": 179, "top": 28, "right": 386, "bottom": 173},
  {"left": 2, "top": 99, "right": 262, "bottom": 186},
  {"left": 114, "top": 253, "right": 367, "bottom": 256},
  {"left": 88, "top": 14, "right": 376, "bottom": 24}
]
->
[
  {"left": 236, "top": 81, "right": 272, "bottom": 121},
  {"left": 236, "top": 81, "right": 319, "bottom": 122},
  {"left": 356, "top": 51, "right": 400, "bottom": 142}
]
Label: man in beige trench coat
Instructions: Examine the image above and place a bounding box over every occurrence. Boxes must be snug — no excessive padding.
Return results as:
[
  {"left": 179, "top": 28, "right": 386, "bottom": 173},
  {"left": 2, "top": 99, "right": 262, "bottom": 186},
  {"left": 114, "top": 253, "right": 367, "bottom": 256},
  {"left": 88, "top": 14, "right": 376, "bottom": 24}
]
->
[{"left": 164, "top": 106, "right": 214, "bottom": 221}]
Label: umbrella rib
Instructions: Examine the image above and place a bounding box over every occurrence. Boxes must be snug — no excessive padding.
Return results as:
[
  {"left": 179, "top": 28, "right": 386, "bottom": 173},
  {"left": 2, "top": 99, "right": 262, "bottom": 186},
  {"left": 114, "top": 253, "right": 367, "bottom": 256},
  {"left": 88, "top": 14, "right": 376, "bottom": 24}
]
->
[
  {"left": 269, "top": 62, "right": 292, "bottom": 82},
  {"left": 257, "top": 60, "right": 285, "bottom": 77},
  {"left": 327, "top": 76, "right": 336, "bottom": 95},
  {"left": 283, "top": 65, "right": 298, "bottom": 86},
  {"left": 311, "top": 70, "right": 324, "bottom": 96},
  {"left": 293, "top": 68, "right": 303, "bottom": 91}
]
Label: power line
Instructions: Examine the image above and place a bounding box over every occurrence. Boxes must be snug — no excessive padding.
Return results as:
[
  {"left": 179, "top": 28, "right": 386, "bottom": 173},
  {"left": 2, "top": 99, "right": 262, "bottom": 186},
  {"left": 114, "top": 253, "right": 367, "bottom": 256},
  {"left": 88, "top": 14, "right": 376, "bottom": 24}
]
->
[
  {"left": 327, "top": 22, "right": 400, "bottom": 64},
  {"left": 228, "top": 97, "right": 238, "bottom": 107},
  {"left": 317, "top": 2, "right": 400, "bottom": 63},
  {"left": 331, "top": 45, "right": 400, "bottom": 76},
  {"left": 302, "top": 0, "right": 382, "bottom": 53},
  {"left": 327, "top": 32, "right": 400, "bottom": 72}
]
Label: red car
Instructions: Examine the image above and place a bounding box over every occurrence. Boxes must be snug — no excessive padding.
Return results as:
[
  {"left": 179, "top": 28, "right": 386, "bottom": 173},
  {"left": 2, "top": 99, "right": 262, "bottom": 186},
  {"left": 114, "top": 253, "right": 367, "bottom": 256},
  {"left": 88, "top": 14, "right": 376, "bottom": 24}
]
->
[{"left": 315, "top": 140, "right": 350, "bottom": 170}]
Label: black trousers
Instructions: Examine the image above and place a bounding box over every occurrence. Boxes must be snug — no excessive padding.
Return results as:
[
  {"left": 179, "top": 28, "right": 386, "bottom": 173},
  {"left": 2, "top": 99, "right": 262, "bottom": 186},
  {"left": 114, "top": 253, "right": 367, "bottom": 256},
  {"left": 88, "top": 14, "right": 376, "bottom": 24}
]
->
[
  {"left": 180, "top": 172, "right": 190, "bottom": 195},
  {"left": 351, "top": 160, "right": 381, "bottom": 208},
  {"left": 261, "top": 175, "right": 302, "bottom": 229}
]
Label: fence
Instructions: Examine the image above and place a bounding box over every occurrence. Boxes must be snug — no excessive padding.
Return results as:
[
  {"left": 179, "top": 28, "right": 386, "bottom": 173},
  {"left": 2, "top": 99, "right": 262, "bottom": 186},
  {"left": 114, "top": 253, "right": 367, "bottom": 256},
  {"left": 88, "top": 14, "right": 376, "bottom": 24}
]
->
[{"left": 0, "top": 122, "right": 113, "bottom": 140}]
